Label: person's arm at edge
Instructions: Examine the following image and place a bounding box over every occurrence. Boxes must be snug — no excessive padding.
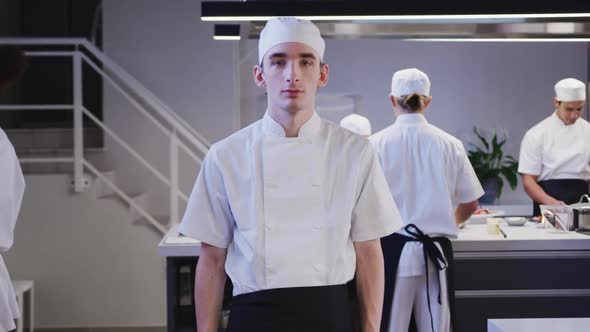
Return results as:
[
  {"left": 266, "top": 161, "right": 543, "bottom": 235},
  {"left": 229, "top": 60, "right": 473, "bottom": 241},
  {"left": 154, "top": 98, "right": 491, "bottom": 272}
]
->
[
  {"left": 455, "top": 200, "right": 479, "bottom": 224},
  {"left": 195, "top": 242, "right": 228, "bottom": 332},
  {"left": 354, "top": 238, "right": 384, "bottom": 332},
  {"left": 521, "top": 173, "right": 566, "bottom": 207}
]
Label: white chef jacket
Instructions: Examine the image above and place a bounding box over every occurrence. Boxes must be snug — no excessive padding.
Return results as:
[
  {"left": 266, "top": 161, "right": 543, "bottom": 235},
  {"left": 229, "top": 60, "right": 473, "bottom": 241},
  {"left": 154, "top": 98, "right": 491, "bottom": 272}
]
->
[
  {"left": 0, "top": 128, "right": 25, "bottom": 331},
  {"left": 518, "top": 111, "right": 590, "bottom": 181},
  {"left": 370, "top": 114, "right": 483, "bottom": 276},
  {"left": 179, "top": 111, "right": 403, "bottom": 296}
]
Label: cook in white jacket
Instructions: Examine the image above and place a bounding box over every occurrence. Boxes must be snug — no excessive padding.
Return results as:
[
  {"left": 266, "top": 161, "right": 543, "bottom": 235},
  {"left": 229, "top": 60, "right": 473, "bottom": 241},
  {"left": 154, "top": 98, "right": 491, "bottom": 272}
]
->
[
  {"left": 179, "top": 17, "right": 403, "bottom": 332},
  {"left": 371, "top": 68, "right": 483, "bottom": 332},
  {"left": 0, "top": 45, "right": 27, "bottom": 332},
  {"left": 340, "top": 114, "right": 372, "bottom": 137},
  {"left": 519, "top": 78, "right": 589, "bottom": 216}
]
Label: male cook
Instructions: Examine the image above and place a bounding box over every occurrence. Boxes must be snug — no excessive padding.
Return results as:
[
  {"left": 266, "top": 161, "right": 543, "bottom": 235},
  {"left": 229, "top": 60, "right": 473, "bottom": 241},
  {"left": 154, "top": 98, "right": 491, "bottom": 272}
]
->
[
  {"left": 519, "top": 78, "right": 589, "bottom": 216},
  {"left": 179, "top": 17, "right": 403, "bottom": 332}
]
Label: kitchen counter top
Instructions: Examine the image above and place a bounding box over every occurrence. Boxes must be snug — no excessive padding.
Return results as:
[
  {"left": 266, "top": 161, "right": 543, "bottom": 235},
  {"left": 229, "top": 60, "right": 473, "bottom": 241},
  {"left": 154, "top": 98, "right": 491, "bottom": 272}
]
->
[
  {"left": 453, "top": 221, "right": 590, "bottom": 254},
  {"left": 158, "top": 225, "right": 201, "bottom": 257},
  {"left": 488, "top": 318, "right": 590, "bottom": 332},
  {"left": 159, "top": 220, "right": 590, "bottom": 258}
]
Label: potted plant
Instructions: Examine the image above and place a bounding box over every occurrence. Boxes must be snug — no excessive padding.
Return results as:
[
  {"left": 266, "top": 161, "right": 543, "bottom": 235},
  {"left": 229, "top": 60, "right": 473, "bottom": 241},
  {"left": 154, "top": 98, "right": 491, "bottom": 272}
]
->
[{"left": 467, "top": 127, "right": 519, "bottom": 204}]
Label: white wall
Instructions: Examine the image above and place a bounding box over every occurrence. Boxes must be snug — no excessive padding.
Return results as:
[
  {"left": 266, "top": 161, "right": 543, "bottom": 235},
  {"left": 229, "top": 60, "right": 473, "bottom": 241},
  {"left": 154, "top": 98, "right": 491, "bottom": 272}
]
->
[
  {"left": 239, "top": 39, "right": 589, "bottom": 204},
  {"left": 3, "top": 174, "right": 166, "bottom": 328},
  {"left": 102, "top": 0, "right": 239, "bottom": 215},
  {"left": 101, "top": 2, "right": 588, "bottom": 208},
  {"left": 326, "top": 40, "right": 588, "bottom": 203}
]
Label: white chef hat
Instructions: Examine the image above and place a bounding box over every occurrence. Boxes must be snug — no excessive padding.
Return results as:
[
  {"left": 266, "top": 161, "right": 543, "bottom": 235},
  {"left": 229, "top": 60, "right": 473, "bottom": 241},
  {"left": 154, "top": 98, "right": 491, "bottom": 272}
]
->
[
  {"left": 258, "top": 17, "right": 325, "bottom": 65},
  {"left": 554, "top": 78, "right": 586, "bottom": 102},
  {"left": 340, "top": 114, "right": 372, "bottom": 136},
  {"left": 390, "top": 68, "right": 431, "bottom": 97}
]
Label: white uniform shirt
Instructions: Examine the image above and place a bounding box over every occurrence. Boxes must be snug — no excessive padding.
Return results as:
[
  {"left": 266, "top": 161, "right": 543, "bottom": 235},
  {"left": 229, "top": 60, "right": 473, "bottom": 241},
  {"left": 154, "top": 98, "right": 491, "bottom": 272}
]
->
[
  {"left": 370, "top": 114, "right": 483, "bottom": 276},
  {"left": 180, "top": 111, "right": 403, "bottom": 295},
  {"left": 0, "top": 128, "right": 25, "bottom": 331},
  {"left": 518, "top": 111, "right": 590, "bottom": 181}
]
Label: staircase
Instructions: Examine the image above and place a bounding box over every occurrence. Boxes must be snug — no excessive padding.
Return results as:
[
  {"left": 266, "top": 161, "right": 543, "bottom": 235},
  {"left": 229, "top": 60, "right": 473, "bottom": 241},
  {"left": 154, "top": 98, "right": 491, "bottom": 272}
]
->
[{"left": 0, "top": 38, "right": 211, "bottom": 236}]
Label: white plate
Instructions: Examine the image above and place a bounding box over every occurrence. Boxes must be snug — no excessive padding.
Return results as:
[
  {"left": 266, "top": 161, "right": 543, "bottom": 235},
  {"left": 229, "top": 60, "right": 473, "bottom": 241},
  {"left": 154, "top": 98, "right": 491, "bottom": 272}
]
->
[
  {"left": 505, "top": 217, "right": 527, "bottom": 226},
  {"left": 468, "top": 210, "right": 505, "bottom": 223}
]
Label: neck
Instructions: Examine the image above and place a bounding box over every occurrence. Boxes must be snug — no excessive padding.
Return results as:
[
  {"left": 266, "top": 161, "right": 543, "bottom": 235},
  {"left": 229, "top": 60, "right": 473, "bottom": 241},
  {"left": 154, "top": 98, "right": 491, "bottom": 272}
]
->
[
  {"left": 268, "top": 107, "right": 314, "bottom": 137},
  {"left": 555, "top": 111, "right": 575, "bottom": 126},
  {"left": 394, "top": 109, "right": 425, "bottom": 117}
]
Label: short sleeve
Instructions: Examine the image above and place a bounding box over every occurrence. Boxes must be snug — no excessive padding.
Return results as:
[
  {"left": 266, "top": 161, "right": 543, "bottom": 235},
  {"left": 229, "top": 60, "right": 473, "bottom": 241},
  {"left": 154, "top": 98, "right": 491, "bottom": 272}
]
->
[
  {"left": 0, "top": 130, "right": 25, "bottom": 252},
  {"left": 351, "top": 143, "right": 403, "bottom": 242},
  {"left": 178, "top": 145, "right": 234, "bottom": 248},
  {"left": 454, "top": 143, "right": 484, "bottom": 204},
  {"left": 518, "top": 130, "right": 542, "bottom": 176}
]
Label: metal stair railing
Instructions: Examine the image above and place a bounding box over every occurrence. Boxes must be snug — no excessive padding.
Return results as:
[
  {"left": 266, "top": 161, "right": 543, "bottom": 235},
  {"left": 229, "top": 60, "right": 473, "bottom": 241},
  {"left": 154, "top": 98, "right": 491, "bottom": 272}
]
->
[{"left": 0, "top": 38, "right": 209, "bottom": 233}]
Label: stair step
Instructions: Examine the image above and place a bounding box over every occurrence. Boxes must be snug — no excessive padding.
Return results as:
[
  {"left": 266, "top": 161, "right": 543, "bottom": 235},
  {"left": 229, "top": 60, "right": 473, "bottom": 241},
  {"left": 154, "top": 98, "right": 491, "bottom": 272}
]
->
[
  {"left": 19, "top": 147, "right": 109, "bottom": 174},
  {"left": 133, "top": 215, "right": 171, "bottom": 230},
  {"left": 98, "top": 191, "right": 145, "bottom": 201},
  {"left": 5, "top": 127, "right": 103, "bottom": 151},
  {"left": 17, "top": 147, "right": 106, "bottom": 156}
]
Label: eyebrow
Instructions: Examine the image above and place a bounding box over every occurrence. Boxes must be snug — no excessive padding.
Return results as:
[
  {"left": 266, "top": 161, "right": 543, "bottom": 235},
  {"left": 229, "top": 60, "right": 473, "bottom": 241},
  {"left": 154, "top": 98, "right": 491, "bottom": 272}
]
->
[
  {"left": 268, "top": 52, "right": 317, "bottom": 60},
  {"left": 299, "top": 53, "right": 317, "bottom": 60}
]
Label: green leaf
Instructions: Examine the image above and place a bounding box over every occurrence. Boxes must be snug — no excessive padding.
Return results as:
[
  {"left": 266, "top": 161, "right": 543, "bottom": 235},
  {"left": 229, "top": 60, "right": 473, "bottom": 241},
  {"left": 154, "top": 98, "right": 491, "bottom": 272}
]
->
[
  {"left": 473, "top": 127, "right": 489, "bottom": 151},
  {"left": 501, "top": 167, "right": 518, "bottom": 190},
  {"left": 468, "top": 126, "right": 520, "bottom": 198},
  {"left": 496, "top": 178, "right": 504, "bottom": 199}
]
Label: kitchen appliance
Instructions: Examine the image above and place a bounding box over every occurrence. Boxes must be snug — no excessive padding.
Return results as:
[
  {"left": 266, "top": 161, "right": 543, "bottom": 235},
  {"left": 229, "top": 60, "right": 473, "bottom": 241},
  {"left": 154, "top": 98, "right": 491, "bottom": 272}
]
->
[
  {"left": 571, "top": 195, "right": 590, "bottom": 231},
  {"left": 540, "top": 205, "right": 572, "bottom": 231}
]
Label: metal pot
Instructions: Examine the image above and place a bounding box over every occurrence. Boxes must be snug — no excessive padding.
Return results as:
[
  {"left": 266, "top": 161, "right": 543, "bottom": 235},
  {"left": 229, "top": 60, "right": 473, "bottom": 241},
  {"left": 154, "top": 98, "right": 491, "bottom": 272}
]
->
[{"left": 572, "top": 195, "right": 590, "bottom": 231}]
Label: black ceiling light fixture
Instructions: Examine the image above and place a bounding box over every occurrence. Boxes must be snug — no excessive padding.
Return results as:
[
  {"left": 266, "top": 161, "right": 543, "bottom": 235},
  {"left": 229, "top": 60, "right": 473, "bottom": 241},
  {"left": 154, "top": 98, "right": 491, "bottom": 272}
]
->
[
  {"left": 201, "top": 1, "right": 590, "bottom": 23},
  {"left": 213, "top": 24, "right": 241, "bottom": 40}
]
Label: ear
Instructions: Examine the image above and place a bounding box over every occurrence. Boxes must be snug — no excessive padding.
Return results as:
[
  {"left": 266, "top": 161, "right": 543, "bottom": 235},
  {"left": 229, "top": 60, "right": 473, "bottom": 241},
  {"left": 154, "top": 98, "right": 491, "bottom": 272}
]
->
[
  {"left": 389, "top": 95, "right": 397, "bottom": 108},
  {"left": 318, "top": 63, "right": 329, "bottom": 88},
  {"left": 552, "top": 96, "right": 560, "bottom": 109},
  {"left": 253, "top": 65, "right": 266, "bottom": 88},
  {"left": 424, "top": 96, "right": 433, "bottom": 108}
]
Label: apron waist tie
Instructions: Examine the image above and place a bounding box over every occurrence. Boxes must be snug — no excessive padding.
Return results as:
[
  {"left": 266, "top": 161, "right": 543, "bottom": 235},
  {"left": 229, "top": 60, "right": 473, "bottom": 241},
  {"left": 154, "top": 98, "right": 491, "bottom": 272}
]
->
[{"left": 404, "top": 224, "right": 448, "bottom": 332}]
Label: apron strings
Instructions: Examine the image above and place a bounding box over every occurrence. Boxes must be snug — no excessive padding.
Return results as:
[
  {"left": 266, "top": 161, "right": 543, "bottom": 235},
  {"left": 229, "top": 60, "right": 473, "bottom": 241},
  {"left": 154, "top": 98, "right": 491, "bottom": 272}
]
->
[{"left": 404, "top": 224, "right": 448, "bottom": 332}]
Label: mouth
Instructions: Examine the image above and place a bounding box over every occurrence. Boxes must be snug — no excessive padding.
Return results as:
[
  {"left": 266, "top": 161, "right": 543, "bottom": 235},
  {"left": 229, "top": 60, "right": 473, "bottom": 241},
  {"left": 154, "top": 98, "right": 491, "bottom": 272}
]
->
[{"left": 282, "top": 89, "right": 303, "bottom": 97}]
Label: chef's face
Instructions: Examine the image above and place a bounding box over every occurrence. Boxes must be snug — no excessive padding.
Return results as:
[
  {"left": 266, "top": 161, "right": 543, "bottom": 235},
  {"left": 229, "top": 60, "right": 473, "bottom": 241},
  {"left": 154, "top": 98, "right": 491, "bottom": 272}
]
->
[
  {"left": 553, "top": 97, "right": 585, "bottom": 125},
  {"left": 254, "top": 42, "right": 328, "bottom": 115}
]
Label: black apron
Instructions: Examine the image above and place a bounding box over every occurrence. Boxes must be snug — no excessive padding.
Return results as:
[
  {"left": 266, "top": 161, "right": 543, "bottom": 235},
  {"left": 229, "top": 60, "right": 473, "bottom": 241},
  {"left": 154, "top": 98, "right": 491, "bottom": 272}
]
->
[
  {"left": 226, "top": 283, "right": 357, "bottom": 332},
  {"left": 380, "top": 224, "right": 457, "bottom": 332},
  {"left": 533, "top": 179, "right": 590, "bottom": 216}
]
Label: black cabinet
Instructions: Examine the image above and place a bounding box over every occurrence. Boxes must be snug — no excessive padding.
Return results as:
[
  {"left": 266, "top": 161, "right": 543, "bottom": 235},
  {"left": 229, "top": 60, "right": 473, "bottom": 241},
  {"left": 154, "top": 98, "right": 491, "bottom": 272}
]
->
[
  {"left": 166, "top": 257, "right": 233, "bottom": 332},
  {"left": 453, "top": 253, "right": 590, "bottom": 332}
]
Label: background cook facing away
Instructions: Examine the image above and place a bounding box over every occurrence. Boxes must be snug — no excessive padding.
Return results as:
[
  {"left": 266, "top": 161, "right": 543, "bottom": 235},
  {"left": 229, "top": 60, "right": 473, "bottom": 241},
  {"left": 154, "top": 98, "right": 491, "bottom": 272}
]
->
[
  {"left": 518, "top": 78, "right": 589, "bottom": 216},
  {"left": 371, "top": 68, "right": 484, "bottom": 332},
  {"left": 0, "top": 45, "right": 27, "bottom": 332},
  {"left": 178, "top": 17, "right": 402, "bottom": 332}
]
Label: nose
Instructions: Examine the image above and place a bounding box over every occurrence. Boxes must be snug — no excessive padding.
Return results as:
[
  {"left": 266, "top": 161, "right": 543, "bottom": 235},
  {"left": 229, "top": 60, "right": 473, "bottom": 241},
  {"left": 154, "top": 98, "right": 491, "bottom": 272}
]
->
[{"left": 284, "top": 61, "right": 300, "bottom": 83}]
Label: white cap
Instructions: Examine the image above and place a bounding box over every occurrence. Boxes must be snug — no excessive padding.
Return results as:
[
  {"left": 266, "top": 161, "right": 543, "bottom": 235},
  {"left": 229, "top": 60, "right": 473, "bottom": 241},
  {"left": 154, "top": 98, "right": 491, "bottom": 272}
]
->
[
  {"left": 340, "top": 114, "right": 372, "bottom": 136},
  {"left": 390, "top": 68, "right": 431, "bottom": 97},
  {"left": 554, "top": 78, "right": 586, "bottom": 102},
  {"left": 258, "top": 17, "right": 325, "bottom": 65}
]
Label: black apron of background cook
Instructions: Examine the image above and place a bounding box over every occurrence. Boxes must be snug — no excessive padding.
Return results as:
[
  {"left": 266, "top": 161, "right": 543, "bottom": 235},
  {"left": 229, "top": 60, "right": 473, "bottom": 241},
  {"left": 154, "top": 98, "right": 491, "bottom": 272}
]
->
[
  {"left": 533, "top": 179, "right": 589, "bottom": 216},
  {"left": 380, "top": 224, "right": 456, "bottom": 332}
]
